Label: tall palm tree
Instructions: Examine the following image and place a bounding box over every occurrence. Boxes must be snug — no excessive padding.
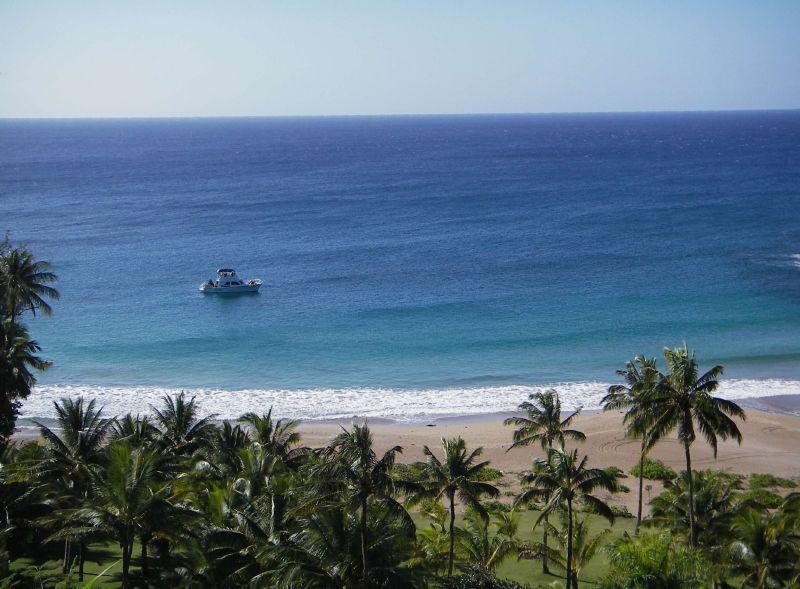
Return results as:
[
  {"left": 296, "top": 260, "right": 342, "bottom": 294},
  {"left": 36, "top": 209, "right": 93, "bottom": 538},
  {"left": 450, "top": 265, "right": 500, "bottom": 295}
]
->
[
  {"left": 35, "top": 397, "right": 111, "bottom": 577},
  {"left": 324, "top": 423, "right": 416, "bottom": 586},
  {"left": 420, "top": 437, "right": 500, "bottom": 577},
  {"left": 601, "top": 356, "right": 658, "bottom": 533},
  {"left": 151, "top": 392, "right": 217, "bottom": 456},
  {"left": 516, "top": 448, "right": 619, "bottom": 589},
  {"left": 505, "top": 388, "right": 585, "bottom": 573},
  {"left": 0, "top": 244, "right": 59, "bottom": 319},
  {"left": 645, "top": 345, "right": 745, "bottom": 546},
  {"left": 0, "top": 318, "right": 50, "bottom": 441}
]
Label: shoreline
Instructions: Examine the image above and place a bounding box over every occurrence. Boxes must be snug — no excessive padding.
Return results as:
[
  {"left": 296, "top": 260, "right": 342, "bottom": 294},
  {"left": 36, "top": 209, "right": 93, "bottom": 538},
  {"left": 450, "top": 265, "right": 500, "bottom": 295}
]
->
[
  {"left": 18, "top": 379, "right": 800, "bottom": 425},
  {"left": 17, "top": 393, "right": 800, "bottom": 430}
]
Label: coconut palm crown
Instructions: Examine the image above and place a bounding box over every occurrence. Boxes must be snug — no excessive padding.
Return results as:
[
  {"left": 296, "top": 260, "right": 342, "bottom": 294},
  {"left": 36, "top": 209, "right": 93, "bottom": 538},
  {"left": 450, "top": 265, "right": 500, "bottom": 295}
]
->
[
  {"left": 504, "top": 389, "right": 586, "bottom": 451},
  {"left": 0, "top": 243, "right": 59, "bottom": 319}
]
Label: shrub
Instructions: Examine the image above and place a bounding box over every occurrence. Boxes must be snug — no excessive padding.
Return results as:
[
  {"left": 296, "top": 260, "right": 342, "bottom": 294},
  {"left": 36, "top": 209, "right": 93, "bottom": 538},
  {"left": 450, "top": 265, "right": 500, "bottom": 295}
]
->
[
  {"left": 474, "top": 467, "right": 503, "bottom": 482},
  {"left": 583, "top": 502, "right": 634, "bottom": 518},
  {"left": 393, "top": 463, "right": 502, "bottom": 483},
  {"left": 598, "top": 532, "right": 709, "bottom": 589},
  {"left": 706, "top": 470, "right": 745, "bottom": 488},
  {"left": 748, "top": 473, "right": 796, "bottom": 489},
  {"left": 628, "top": 458, "right": 677, "bottom": 481},
  {"left": 739, "top": 488, "right": 783, "bottom": 509},
  {"left": 393, "top": 461, "right": 426, "bottom": 481},
  {"left": 439, "top": 566, "right": 531, "bottom": 589}
]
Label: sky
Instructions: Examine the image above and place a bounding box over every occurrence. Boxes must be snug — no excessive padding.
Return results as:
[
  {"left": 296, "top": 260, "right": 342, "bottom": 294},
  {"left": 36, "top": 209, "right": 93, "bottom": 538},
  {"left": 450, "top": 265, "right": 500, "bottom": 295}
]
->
[{"left": 1, "top": 1, "right": 799, "bottom": 118}]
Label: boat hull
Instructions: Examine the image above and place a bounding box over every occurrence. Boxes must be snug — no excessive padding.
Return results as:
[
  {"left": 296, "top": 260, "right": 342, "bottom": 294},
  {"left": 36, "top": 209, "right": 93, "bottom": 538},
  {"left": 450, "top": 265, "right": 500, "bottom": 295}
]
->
[{"left": 199, "top": 284, "right": 261, "bottom": 294}]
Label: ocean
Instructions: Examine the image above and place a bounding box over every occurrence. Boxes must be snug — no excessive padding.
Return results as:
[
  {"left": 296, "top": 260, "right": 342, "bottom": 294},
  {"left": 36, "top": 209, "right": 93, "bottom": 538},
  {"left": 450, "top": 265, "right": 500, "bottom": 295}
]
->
[{"left": 3, "top": 111, "right": 800, "bottom": 421}]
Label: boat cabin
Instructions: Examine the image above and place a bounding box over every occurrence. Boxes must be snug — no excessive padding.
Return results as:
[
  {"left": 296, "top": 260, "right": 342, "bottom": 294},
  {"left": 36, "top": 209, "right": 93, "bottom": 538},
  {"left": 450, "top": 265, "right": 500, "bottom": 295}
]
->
[{"left": 215, "top": 268, "right": 244, "bottom": 287}]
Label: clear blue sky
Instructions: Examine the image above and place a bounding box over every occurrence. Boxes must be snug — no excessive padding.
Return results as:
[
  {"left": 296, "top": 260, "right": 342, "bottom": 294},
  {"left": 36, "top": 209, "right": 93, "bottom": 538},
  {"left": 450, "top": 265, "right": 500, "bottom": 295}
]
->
[{"left": 2, "top": 0, "right": 799, "bottom": 117}]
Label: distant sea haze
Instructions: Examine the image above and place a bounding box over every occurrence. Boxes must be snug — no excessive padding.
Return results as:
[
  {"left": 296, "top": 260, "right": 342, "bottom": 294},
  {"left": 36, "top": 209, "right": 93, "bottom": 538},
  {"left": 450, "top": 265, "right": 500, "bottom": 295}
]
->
[{"left": 3, "top": 112, "right": 800, "bottom": 420}]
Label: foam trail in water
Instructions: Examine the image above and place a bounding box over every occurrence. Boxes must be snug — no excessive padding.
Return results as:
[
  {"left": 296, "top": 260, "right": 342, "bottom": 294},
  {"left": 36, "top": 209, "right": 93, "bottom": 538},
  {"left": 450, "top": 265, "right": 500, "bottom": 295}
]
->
[{"left": 20, "top": 379, "right": 800, "bottom": 423}]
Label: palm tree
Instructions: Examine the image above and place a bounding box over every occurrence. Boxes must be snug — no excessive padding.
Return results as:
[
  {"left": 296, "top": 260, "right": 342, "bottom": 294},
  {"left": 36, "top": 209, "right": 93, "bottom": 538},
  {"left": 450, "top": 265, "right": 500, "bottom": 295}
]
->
[
  {"left": 0, "top": 441, "right": 50, "bottom": 577},
  {"left": 601, "top": 356, "right": 658, "bottom": 533},
  {"left": 532, "top": 514, "right": 610, "bottom": 587},
  {"left": 459, "top": 506, "right": 522, "bottom": 573},
  {"left": 645, "top": 345, "right": 745, "bottom": 546},
  {"left": 240, "top": 408, "right": 309, "bottom": 467},
  {"left": 505, "top": 389, "right": 585, "bottom": 573},
  {"left": 110, "top": 413, "right": 159, "bottom": 449},
  {"left": 505, "top": 389, "right": 586, "bottom": 452},
  {"left": 729, "top": 507, "right": 800, "bottom": 589},
  {"left": 410, "top": 500, "right": 452, "bottom": 576},
  {"left": 151, "top": 392, "right": 217, "bottom": 456},
  {"left": 324, "top": 423, "right": 416, "bottom": 586},
  {"left": 270, "top": 503, "right": 423, "bottom": 589},
  {"left": 516, "top": 448, "right": 619, "bottom": 589},
  {"left": 233, "top": 443, "right": 294, "bottom": 538},
  {"left": 420, "top": 437, "right": 500, "bottom": 577},
  {"left": 0, "top": 318, "right": 50, "bottom": 441},
  {"left": 649, "top": 469, "right": 743, "bottom": 550},
  {"left": 35, "top": 397, "right": 111, "bottom": 577},
  {"left": 62, "top": 443, "right": 193, "bottom": 589},
  {"left": 206, "top": 422, "right": 250, "bottom": 477},
  {"left": 0, "top": 243, "right": 59, "bottom": 319}
]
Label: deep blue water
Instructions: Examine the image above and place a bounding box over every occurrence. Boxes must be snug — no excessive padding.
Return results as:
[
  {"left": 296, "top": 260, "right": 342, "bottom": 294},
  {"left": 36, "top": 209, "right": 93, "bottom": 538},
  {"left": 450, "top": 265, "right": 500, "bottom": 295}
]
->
[{"left": 3, "top": 112, "right": 800, "bottom": 418}]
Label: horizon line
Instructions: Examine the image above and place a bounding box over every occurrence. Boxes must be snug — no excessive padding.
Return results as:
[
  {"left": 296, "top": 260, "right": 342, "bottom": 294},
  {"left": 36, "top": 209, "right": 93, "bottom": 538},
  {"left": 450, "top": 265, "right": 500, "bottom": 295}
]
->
[{"left": 1, "top": 106, "right": 799, "bottom": 121}]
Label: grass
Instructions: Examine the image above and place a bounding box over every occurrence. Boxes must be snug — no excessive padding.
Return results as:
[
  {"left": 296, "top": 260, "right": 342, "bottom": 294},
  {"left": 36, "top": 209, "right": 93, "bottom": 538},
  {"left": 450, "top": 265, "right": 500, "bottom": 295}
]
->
[
  {"left": 498, "top": 510, "right": 635, "bottom": 586},
  {"left": 10, "top": 543, "right": 127, "bottom": 588}
]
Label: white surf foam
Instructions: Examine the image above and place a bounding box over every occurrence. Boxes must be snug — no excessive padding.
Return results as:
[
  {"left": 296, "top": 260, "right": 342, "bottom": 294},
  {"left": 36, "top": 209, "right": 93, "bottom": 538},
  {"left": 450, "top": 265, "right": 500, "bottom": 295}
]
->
[{"left": 19, "top": 379, "right": 800, "bottom": 423}]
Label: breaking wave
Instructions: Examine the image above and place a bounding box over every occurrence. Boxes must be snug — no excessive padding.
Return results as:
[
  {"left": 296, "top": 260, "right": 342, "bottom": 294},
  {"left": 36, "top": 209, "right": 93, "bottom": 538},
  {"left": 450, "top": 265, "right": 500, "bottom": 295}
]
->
[{"left": 20, "top": 379, "right": 800, "bottom": 423}]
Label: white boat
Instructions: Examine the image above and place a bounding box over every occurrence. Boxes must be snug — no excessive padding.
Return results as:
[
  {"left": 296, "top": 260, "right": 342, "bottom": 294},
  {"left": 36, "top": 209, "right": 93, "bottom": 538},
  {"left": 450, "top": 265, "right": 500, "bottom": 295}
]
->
[{"left": 199, "top": 268, "right": 262, "bottom": 293}]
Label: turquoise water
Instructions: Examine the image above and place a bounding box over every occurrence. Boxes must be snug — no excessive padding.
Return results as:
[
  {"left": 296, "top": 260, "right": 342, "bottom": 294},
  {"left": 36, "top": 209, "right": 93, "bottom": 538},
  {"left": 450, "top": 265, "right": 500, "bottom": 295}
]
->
[{"left": 3, "top": 112, "right": 800, "bottom": 419}]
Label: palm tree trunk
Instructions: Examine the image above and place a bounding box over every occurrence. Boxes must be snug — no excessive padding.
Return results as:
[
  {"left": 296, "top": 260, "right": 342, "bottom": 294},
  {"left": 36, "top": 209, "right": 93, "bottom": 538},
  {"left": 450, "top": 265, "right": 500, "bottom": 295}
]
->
[
  {"left": 62, "top": 539, "right": 71, "bottom": 574},
  {"left": 121, "top": 542, "right": 131, "bottom": 589},
  {"left": 270, "top": 493, "right": 278, "bottom": 537},
  {"left": 360, "top": 495, "right": 368, "bottom": 587},
  {"left": 0, "top": 511, "right": 10, "bottom": 578},
  {"left": 78, "top": 542, "right": 85, "bottom": 581},
  {"left": 636, "top": 436, "right": 646, "bottom": 534},
  {"left": 141, "top": 539, "right": 149, "bottom": 578},
  {"left": 448, "top": 491, "right": 456, "bottom": 577},
  {"left": 542, "top": 511, "right": 550, "bottom": 574},
  {"left": 565, "top": 499, "right": 574, "bottom": 589},
  {"left": 683, "top": 440, "right": 696, "bottom": 547}
]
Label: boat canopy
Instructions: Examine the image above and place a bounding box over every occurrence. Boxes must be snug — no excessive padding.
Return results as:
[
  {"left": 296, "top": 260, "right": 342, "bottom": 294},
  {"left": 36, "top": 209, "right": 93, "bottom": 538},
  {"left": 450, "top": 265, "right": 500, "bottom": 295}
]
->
[{"left": 217, "top": 268, "right": 236, "bottom": 274}]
